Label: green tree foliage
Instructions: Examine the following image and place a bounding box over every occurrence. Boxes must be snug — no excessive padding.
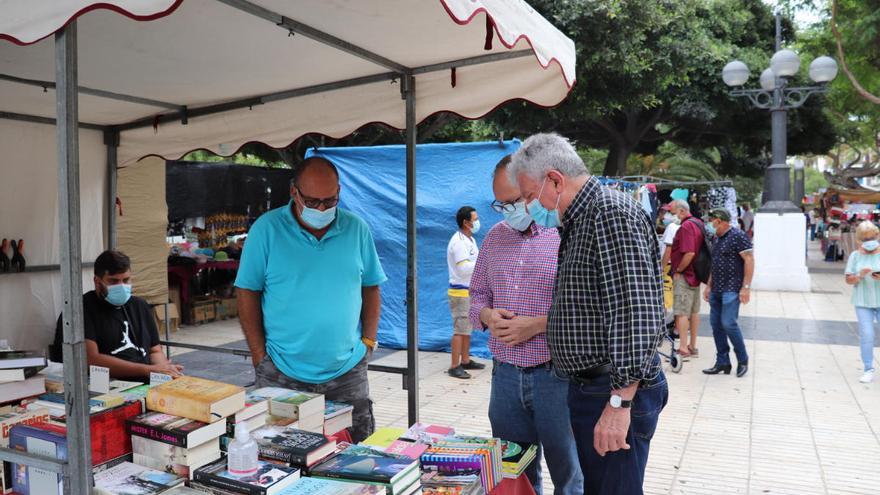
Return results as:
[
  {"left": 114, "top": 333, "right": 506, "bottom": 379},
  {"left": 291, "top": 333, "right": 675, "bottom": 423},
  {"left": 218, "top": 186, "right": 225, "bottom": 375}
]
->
[{"left": 482, "top": 0, "right": 837, "bottom": 177}]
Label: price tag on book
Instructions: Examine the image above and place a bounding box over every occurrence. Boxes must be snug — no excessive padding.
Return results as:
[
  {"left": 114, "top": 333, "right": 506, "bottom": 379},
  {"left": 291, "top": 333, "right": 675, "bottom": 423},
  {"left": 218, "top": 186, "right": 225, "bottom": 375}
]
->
[
  {"left": 150, "top": 372, "right": 173, "bottom": 387},
  {"left": 89, "top": 365, "right": 110, "bottom": 394}
]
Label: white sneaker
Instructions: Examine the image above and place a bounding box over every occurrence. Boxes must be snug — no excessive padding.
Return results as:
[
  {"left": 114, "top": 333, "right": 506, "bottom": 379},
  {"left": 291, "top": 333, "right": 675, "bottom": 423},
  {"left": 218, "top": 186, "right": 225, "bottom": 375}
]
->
[{"left": 859, "top": 370, "right": 874, "bottom": 383}]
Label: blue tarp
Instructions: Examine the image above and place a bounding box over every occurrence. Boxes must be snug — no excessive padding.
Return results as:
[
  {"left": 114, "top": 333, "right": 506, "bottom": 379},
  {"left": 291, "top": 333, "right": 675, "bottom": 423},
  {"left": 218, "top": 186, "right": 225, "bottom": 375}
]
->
[{"left": 305, "top": 140, "right": 521, "bottom": 358}]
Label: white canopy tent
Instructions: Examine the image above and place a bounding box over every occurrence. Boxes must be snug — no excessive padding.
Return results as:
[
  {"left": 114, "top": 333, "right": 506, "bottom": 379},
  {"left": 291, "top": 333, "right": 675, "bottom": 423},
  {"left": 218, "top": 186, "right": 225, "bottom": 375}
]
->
[{"left": 0, "top": 1, "right": 574, "bottom": 491}]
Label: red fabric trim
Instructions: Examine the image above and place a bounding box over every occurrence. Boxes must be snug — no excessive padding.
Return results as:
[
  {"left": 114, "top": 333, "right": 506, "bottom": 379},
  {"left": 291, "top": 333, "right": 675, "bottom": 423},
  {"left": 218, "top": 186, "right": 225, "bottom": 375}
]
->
[
  {"left": 0, "top": 0, "right": 183, "bottom": 46},
  {"left": 437, "top": 1, "right": 575, "bottom": 89},
  {"left": 484, "top": 15, "right": 494, "bottom": 50}
]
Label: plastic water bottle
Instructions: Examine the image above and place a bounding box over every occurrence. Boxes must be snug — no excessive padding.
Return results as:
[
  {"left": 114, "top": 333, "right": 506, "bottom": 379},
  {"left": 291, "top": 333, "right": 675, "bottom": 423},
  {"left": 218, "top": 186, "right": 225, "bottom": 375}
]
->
[{"left": 227, "top": 422, "right": 258, "bottom": 477}]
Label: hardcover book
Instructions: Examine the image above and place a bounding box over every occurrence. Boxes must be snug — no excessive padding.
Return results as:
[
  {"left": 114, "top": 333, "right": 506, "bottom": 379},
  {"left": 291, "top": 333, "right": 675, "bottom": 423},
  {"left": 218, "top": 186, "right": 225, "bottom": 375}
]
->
[
  {"left": 269, "top": 390, "right": 324, "bottom": 420},
  {"left": 251, "top": 426, "right": 336, "bottom": 467},
  {"left": 193, "top": 458, "right": 300, "bottom": 495},
  {"left": 309, "top": 444, "right": 420, "bottom": 485},
  {"left": 93, "top": 461, "right": 185, "bottom": 495},
  {"left": 131, "top": 434, "right": 221, "bottom": 468},
  {"left": 146, "top": 376, "right": 245, "bottom": 423},
  {"left": 0, "top": 350, "right": 46, "bottom": 370},
  {"left": 127, "top": 412, "right": 226, "bottom": 449}
]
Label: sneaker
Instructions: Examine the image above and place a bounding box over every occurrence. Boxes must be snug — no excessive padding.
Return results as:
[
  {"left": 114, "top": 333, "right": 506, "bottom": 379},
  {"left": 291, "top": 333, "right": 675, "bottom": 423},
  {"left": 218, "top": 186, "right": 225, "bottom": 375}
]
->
[
  {"left": 859, "top": 370, "right": 874, "bottom": 383},
  {"left": 448, "top": 366, "right": 471, "bottom": 379},
  {"left": 461, "top": 360, "right": 486, "bottom": 370}
]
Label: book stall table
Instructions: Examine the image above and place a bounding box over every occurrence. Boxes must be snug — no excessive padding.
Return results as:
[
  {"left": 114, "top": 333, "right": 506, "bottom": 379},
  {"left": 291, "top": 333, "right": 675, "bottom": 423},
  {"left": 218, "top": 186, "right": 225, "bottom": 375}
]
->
[{"left": 493, "top": 476, "right": 538, "bottom": 495}]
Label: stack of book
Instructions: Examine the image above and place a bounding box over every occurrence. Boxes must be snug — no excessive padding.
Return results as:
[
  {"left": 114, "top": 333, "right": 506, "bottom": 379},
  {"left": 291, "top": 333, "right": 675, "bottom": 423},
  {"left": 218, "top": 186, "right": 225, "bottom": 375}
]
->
[
  {"left": 146, "top": 376, "right": 246, "bottom": 424},
  {"left": 420, "top": 469, "right": 484, "bottom": 495},
  {"left": 323, "top": 401, "right": 353, "bottom": 437},
  {"left": 126, "top": 412, "right": 226, "bottom": 479},
  {"left": 191, "top": 458, "right": 300, "bottom": 495},
  {"left": 309, "top": 443, "right": 421, "bottom": 495},
  {"left": 226, "top": 391, "right": 270, "bottom": 439},
  {"left": 0, "top": 351, "right": 46, "bottom": 404},
  {"left": 93, "top": 461, "right": 186, "bottom": 495},
  {"left": 360, "top": 428, "right": 406, "bottom": 450},
  {"left": 250, "top": 425, "right": 337, "bottom": 468},
  {"left": 268, "top": 390, "right": 324, "bottom": 433},
  {"left": 282, "top": 477, "right": 388, "bottom": 494},
  {"left": 421, "top": 436, "right": 503, "bottom": 493},
  {"left": 500, "top": 441, "right": 537, "bottom": 479},
  {"left": 0, "top": 406, "right": 49, "bottom": 493}
]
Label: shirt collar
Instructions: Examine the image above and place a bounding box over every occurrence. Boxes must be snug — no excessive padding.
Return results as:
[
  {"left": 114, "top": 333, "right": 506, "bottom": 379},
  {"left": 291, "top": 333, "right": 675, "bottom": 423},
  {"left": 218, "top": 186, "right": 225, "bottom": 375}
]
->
[{"left": 562, "top": 176, "right": 602, "bottom": 224}]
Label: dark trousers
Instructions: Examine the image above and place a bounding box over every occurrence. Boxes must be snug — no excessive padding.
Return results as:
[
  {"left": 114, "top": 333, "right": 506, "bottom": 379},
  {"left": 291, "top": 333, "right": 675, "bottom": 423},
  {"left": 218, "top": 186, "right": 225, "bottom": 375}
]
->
[
  {"left": 255, "top": 355, "right": 374, "bottom": 443},
  {"left": 567, "top": 363, "right": 668, "bottom": 495}
]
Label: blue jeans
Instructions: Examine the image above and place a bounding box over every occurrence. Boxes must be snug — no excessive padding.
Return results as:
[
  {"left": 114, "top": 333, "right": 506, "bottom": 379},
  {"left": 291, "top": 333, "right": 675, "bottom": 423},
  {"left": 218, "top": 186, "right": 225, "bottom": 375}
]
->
[
  {"left": 709, "top": 291, "right": 749, "bottom": 366},
  {"left": 854, "top": 307, "right": 878, "bottom": 372},
  {"left": 567, "top": 362, "right": 668, "bottom": 495},
  {"left": 489, "top": 360, "right": 583, "bottom": 495}
]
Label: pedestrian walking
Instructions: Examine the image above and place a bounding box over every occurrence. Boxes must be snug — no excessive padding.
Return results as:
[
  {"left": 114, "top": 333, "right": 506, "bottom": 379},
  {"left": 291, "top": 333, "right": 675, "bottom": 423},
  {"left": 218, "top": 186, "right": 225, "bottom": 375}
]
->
[{"left": 844, "top": 221, "right": 880, "bottom": 383}]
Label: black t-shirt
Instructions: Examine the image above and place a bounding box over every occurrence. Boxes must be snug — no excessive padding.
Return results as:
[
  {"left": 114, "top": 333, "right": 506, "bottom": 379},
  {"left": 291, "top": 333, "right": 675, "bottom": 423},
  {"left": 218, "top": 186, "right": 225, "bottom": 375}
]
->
[{"left": 53, "top": 291, "right": 159, "bottom": 364}]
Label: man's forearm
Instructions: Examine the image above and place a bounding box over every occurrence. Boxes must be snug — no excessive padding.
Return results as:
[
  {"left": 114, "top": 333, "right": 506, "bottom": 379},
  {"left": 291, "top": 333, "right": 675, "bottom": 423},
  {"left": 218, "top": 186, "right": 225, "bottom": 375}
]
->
[
  {"left": 676, "top": 252, "right": 695, "bottom": 273},
  {"left": 237, "top": 288, "right": 266, "bottom": 360},
  {"left": 529, "top": 316, "right": 547, "bottom": 335},
  {"left": 150, "top": 348, "right": 171, "bottom": 366},
  {"left": 361, "top": 286, "right": 381, "bottom": 341},
  {"left": 743, "top": 255, "right": 755, "bottom": 286},
  {"left": 89, "top": 352, "right": 153, "bottom": 380},
  {"left": 612, "top": 381, "right": 639, "bottom": 400}
]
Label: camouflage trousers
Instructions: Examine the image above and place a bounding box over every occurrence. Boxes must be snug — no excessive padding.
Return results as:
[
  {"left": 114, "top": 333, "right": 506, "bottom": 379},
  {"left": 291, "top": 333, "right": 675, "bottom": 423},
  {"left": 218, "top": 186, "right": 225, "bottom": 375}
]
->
[{"left": 255, "top": 354, "right": 374, "bottom": 443}]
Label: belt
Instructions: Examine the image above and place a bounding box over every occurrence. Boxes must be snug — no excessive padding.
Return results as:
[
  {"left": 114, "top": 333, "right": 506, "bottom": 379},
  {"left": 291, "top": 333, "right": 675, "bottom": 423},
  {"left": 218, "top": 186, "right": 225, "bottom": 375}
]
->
[
  {"left": 569, "top": 362, "right": 612, "bottom": 384},
  {"left": 495, "top": 359, "right": 552, "bottom": 373}
]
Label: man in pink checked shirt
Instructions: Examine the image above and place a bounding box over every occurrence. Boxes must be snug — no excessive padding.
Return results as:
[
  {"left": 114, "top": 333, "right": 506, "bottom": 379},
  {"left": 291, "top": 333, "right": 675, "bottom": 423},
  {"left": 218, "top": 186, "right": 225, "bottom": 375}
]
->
[{"left": 469, "top": 155, "right": 583, "bottom": 495}]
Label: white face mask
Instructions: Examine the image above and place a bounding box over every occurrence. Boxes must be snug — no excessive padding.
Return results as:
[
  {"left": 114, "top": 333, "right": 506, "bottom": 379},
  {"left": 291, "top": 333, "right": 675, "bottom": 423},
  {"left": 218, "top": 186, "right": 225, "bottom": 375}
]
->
[{"left": 471, "top": 220, "right": 481, "bottom": 234}]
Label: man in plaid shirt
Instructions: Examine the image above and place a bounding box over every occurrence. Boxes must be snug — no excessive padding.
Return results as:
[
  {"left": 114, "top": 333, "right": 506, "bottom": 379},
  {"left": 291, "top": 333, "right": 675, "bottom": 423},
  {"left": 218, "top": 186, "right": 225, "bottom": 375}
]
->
[
  {"left": 510, "top": 133, "right": 668, "bottom": 495},
  {"left": 469, "top": 156, "right": 583, "bottom": 495}
]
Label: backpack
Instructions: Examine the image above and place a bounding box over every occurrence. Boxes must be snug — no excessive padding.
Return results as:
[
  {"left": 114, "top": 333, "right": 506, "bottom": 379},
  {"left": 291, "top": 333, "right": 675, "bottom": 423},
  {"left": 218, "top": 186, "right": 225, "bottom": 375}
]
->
[{"left": 684, "top": 217, "right": 712, "bottom": 284}]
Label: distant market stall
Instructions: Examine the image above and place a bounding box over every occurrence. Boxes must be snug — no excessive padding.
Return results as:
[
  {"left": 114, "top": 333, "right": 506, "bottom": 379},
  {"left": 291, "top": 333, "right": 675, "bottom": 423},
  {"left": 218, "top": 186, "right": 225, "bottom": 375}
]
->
[{"left": 0, "top": 1, "right": 575, "bottom": 492}]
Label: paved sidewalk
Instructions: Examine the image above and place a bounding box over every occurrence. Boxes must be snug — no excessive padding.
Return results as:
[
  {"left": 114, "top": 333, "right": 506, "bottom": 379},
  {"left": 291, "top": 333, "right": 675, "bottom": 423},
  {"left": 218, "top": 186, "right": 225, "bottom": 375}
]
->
[{"left": 167, "top": 240, "right": 879, "bottom": 494}]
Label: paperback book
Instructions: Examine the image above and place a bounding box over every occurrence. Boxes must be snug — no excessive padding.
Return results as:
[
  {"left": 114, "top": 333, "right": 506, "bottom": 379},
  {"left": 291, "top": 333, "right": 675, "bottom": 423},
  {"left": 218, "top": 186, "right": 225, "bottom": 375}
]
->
[
  {"left": 127, "top": 412, "right": 226, "bottom": 449},
  {"left": 280, "top": 477, "right": 387, "bottom": 495},
  {"left": 251, "top": 426, "right": 336, "bottom": 467},
  {"left": 146, "top": 376, "right": 245, "bottom": 423},
  {"left": 93, "top": 461, "right": 186, "bottom": 495},
  {"left": 193, "top": 458, "right": 300, "bottom": 495}
]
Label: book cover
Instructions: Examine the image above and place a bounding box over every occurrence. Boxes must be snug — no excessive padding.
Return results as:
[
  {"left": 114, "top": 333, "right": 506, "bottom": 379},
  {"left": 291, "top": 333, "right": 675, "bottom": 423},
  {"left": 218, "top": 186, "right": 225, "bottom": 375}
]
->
[
  {"left": 93, "top": 461, "right": 185, "bottom": 495},
  {"left": 0, "top": 408, "right": 50, "bottom": 493},
  {"left": 131, "top": 434, "right": 220, "bottom": 466},
  {"left": 127, "top": 412, "right": 225, "bottom": 449},
  {"left": 9, "top": 424, "right": 66, "bottom": 495},
  {"left": 309, "top": 444, "right": 418, "bottom": 484},
  {"left": 194, "top": 458, "right": 300, "bottom": 495},
  {"left": 280, "top": 477, "right": 387, "bottom": 495},
  {"left": 146, "top": 376, "right": 245, "bottom": 423},
  {"left": 384, "top": 439, "right": 428, "bottom": 460},
  {"left": 0, "top": 375, "right": 45, "bottom": 404},
  {"left": 234, "top": 391, "right": 271, "bottom": 422},
  {"left": 401, "top": 423, "right": 454, "bottom": 443},
  {"left": 109, "top": 380, "right": 144, "bottom": 392},
  {"left": 251, "top": 426, "right": 334, "bottom": 466},
  {"left": 324, "top": 401, "right": 354, "bottom": 419},
  {"left": 133, "top": 452, "right": 218, "bottom": 480},
  {"left": 227, "top": 412, "right": 268, "bottom": 437},
  {"left": 361, "top": 427, "right": 405, "bottom": 449}
]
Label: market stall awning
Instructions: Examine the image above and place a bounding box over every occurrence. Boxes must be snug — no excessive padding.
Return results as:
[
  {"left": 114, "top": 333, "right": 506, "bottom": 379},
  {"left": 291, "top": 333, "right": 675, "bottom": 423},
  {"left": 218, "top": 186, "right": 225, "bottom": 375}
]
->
[{"left": 0, "top": 0, "right": 576, "bottom": 166}]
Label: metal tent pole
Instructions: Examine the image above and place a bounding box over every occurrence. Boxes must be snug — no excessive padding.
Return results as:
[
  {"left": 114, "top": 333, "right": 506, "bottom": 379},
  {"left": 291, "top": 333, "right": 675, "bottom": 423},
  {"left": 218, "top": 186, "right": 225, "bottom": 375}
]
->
[
  {"left": 55, "top": 21, "right": 94, "bottom": 494},
  {"left": 403, "top": 75, "right": 419, "bottom": 426},
  {"left": 105, "top": 129, "right": 119, "bottom": 249}
]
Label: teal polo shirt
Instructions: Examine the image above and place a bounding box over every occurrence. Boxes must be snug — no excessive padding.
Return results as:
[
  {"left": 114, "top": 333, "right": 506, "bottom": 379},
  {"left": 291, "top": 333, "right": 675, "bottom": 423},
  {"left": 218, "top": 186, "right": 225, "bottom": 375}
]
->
[{"left": 234, "top": 201, "right": 387, "bottom": 383}]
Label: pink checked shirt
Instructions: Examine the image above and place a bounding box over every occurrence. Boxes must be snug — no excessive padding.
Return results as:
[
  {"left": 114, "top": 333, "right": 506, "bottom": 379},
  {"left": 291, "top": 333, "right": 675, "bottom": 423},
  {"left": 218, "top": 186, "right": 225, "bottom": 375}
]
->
[{"left": 468, "top": 221, "right": 559, "bottom": 367}]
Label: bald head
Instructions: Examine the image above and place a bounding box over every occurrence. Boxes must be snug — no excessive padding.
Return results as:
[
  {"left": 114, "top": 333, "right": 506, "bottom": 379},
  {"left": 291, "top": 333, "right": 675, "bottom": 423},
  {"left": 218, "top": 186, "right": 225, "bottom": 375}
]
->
[{"left": 290, "top": 156, "right": 340, "bottom": 213}]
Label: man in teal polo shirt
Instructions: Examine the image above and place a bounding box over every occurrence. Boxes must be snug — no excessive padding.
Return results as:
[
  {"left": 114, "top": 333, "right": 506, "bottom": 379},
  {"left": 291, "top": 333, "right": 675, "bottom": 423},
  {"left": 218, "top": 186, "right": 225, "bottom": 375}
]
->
[{"left": 235, "top": 157, "right": 387, "bottom": 442}]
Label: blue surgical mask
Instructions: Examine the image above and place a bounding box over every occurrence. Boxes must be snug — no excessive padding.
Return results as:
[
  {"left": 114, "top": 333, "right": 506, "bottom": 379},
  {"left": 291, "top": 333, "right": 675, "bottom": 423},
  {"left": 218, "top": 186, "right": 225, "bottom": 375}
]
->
[
  {"left": 503, "top": 201, "right": 533, "bottom": 232},
  {"left": 471, "top": 220, "right": 481, "bottom": 234},
  {"left": 527, "top": 178, "right": 562, "bottom": 228},
  {"left": 863, "top": 240, "right": 879, "bottom": 252},
  {"left": 300, "top": 205, "right": 337, "bottom": 229},
  {"left": 706, "top": 222, "right": 717, "bottom": 236},
  {"left": 105, "top": 283, "right": 132, "bottom": 306}
]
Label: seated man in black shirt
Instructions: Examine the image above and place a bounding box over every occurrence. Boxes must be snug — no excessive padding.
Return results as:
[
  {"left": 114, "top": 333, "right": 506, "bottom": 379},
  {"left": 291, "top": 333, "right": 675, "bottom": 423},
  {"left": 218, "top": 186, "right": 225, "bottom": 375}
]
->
[{"left": 54, "top": 250, "right": 183, "bottom": 379}]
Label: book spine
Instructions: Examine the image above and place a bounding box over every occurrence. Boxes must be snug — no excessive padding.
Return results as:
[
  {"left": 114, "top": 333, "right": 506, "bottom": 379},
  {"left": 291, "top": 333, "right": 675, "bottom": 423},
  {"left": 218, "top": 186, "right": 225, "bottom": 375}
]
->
[
  {"left": 193, "top": 471, "right": 263, "bottom": 495},
  {"left": 256, "top": 444, "right": 303, "bottom": 466},
  {"left": 147, "top": 391, "right": 212, "bottom": 423},
  {"left": 126, "top": 421, "right": 188, "bottom": 448}
]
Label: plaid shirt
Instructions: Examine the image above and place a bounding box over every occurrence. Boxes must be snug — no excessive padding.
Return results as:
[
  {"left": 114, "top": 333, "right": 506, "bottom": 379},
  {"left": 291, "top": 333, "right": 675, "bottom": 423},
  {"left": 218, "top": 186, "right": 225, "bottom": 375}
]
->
[
  {"left": 550, "top": 176, "right": 665, "bottom": 390},
  {"left": 469, "top": 221, "right": 559, "bottom": 367}
]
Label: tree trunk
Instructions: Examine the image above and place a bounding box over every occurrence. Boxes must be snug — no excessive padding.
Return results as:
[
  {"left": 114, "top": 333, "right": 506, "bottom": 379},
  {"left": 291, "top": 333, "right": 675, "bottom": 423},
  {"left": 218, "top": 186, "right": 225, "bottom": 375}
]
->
[{"left": 603, "top": 143, "right": 631, "bottom": 177}]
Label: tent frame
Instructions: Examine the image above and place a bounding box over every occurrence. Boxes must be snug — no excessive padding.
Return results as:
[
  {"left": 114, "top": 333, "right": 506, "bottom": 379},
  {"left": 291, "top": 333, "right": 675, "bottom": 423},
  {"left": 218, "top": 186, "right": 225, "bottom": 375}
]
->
[{"left": 0, "top": 5, "right": 550, "bottom": 493}]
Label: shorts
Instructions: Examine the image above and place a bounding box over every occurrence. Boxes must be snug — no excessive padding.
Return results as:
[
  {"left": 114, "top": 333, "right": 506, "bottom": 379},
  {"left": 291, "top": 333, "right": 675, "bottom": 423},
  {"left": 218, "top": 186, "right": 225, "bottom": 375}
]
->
[
  {"left": 448, "top": 294, "right": 473, "bottom": 336},
  {"left": 673, "top": 276, "right": 701, "bottom": 316}
]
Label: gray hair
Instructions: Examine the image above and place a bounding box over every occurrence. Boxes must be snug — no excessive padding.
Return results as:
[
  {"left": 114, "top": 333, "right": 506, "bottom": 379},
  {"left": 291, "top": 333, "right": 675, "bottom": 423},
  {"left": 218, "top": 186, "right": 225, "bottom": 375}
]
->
[
  {"left": 671, "top": 199, "right": 689, "bottom": 212},
  {"left": 508, "top": 133, "right": 588, "bottom": 184}
]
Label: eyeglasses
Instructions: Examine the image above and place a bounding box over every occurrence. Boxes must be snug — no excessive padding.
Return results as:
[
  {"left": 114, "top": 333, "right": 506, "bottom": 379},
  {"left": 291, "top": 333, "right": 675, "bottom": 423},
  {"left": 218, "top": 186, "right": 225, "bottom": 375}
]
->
[
  {"left": 296, "top": 188, "right": 339, "bottom": 209},
  {"left": 491, "top": 200, "right": 521, "bottom": 213}
]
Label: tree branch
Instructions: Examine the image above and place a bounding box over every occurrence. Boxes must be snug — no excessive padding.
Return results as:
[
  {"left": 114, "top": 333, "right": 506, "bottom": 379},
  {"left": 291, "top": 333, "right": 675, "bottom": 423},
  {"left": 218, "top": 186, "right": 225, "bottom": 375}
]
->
[{"left": 832, "top": 0, "right": 880, "bottom": 105}]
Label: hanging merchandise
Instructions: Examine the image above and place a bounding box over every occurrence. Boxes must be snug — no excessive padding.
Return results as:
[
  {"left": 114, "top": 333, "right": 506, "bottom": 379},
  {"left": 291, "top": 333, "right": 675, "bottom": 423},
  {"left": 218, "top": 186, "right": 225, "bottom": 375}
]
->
[
  {"left": 671, "top": 188, "right": 689, "bottom": 201},
  {"left": 707, "top": 187, "right": 738, "bottom": 226}
]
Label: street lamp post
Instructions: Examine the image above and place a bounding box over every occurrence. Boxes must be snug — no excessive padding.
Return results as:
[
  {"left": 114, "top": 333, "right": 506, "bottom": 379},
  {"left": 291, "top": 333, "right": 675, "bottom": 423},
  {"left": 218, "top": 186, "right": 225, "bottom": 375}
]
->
[
  {"left": 793, "top": 160, "right": 805, "bottom": 206},
  {"left": 720, "top": 12, "right": 837, "bottom": 291}
]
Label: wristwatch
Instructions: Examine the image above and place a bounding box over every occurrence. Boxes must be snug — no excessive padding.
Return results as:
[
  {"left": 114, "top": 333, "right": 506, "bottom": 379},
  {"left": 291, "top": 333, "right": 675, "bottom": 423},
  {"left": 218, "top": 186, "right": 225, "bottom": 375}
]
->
[
  {"left": 742, "top": 284, "right": 751, "bottom": 290},
  {"left": 361, "top": 336, "right": 378, "bottom": 352},
  {"left": 609, "top": 395, "right": 632, "bottom": 409}
]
